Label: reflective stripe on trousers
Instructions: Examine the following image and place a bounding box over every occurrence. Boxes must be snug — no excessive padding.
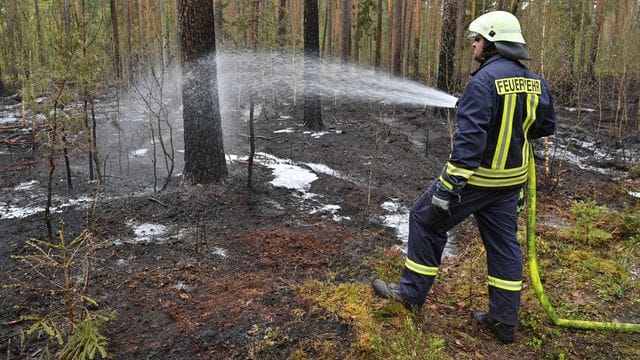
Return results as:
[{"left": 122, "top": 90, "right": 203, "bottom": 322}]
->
[{"left": 400, "top": 181, "right": 522, "bottom": 325}]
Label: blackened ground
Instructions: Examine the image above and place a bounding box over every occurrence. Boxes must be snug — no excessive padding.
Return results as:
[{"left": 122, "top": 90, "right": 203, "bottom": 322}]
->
[{"left": 1, "top": 99, "right": 639, "bottom": 359}]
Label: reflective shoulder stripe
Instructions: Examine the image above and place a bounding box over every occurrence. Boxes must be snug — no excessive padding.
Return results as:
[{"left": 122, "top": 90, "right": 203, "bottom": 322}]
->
[
  {"left": 405, "top": 258, "right": 438, "bottom": 276},
  {"left": 487, "top": 275, "right": 522, "bottom": 291},
  {"left": 446, "top": 162, "right": 475, "bottom": 179}
]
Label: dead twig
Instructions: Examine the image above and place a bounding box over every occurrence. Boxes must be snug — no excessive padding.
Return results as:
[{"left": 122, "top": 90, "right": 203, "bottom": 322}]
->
[{"left": 148, "top": 197, "right": 167, "bottom": 207}]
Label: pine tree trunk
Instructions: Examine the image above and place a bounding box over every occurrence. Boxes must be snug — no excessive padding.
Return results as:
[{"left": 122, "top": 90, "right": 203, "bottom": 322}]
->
[
  {"left": 587, "top": 0, "right": 604, "bottom": 80},
  {"left": 277, "top": 0, "right": 287, "bottom": 48},
  {"left": 341, "top": 0, "right": 351, "bottom": 63},
  {"left": 391, "top": 0, "right": 402, "bottom": 75},
  {"left": 5, "top": 0, "right": 19, "bottom": 85},
  {"left": 303, "top": 0, "right": 323, "bottom": 130},
  {"left": 374, "top": 0, "right": 382, "bottom": 69},
  {"left": 214, "top": 0, "right": 224, "bottom": 46},
  {"left": 110, "top": 0, "right": 122, "bottom": 79},
  {"left": 437, "top": 0, "right": 457, "bottom": 92},
  {"left": 353, "top": 0, "right": 360, "bottom": 63},
  {"left": 178, "top": 0, "right": 227, "bottom": 183},
  {"left": 412, "top": 0, "right": 421, "bottom": 78},
  {"left": 34, "top": 0, "right": 46, "bottom": 66}
]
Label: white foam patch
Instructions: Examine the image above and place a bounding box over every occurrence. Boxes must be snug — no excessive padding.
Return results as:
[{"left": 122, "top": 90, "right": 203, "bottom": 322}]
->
[
  {"left": 128, "top": 221, "right": 168, "bottom": 243},
  {"left": 14, "top": 180, "right": 39, "bottom": 191},
  {"left": 0, "top": 196, "right": 93, "bottom": 220},
  {"left": 213, "top": 247, "right": 228, "bottom": 258},
  {"left": 630, "top": 191, "right": 640, "bottom": 198},
  {"left": 380, "top": 199, "right": 456, "bottom": 257},
  {"left": 131, "top": 148, "right": 148, "bottom": 157},
  {"left": 273, "top": 127, "right": 295, "bottom": 133}
]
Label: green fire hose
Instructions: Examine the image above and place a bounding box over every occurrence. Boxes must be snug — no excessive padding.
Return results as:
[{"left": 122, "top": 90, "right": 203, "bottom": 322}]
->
[{"left": 526, "top": 149, "right": 640, "bottom": 332}]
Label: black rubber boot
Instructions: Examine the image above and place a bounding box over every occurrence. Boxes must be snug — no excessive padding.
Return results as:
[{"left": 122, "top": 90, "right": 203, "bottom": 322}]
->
[
  {"left": 371, "top": 279, "right": 420, "bottom": 313},
  {"left": 472, "top": 311, "right": 515, "bottom": 344}
]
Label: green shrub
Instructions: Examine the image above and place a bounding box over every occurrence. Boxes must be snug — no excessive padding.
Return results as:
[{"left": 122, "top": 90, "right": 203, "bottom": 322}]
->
[{"left": 564, "top": 200, "right": 612, "bottom": 247}]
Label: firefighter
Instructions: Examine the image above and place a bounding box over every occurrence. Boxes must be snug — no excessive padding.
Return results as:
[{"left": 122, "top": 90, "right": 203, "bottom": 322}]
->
[{"left": 372, "top": 11, "right": 557, "bottom": 344}]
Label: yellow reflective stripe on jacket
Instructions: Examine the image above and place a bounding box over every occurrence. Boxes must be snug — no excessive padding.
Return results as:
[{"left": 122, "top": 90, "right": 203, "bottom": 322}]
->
[
  {"left": 468, "top": 173, "right": 528, "bottom": 187},
  {"left": 467, "top": 162, "right": 528, "bottom": 187},
  {"left": 445, "top": 162, "right": 475, "bottom": 179},
  {"left": 487, "top": 276, "right": 522, "bottom": 291},
  {"left": 523, "top": 93, "right": 539, "bottom": 134},
  {"left": 492, "top": 93, "right": 517, "bottom": 170},
  {"left": 405, "top": 258, "right": 438, "bottom": 276},
  {"left": 473, "top": 163, "right": 528, "bottom": 178},
  {"left": 521, "top": 93, "right": 539, "bottom": 163}
]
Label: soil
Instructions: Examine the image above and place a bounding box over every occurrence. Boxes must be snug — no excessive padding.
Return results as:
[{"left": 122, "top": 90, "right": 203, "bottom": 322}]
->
[{"left": 1, "top": 96, "right": 639, "bottom": 359}]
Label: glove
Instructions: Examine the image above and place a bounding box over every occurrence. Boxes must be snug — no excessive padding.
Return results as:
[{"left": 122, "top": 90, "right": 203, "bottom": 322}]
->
[
  {"left": 431, "top": 164, "right": 467, "bottom": 216},
  {"left": 431, "top": 180, "right": 458, "bottom": 216},
  {"left": 431, "top": 191, "right": 452, "bottom": 216}
]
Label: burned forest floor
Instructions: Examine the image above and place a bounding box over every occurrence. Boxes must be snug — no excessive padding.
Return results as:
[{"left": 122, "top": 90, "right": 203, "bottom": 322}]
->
[{"left": 1, "top": 96, "right": 640, "bottom": 359}]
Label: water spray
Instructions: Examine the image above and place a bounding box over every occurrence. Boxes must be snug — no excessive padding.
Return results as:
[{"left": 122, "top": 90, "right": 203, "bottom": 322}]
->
[{"left": 526, "top": 149, "right": 640, "bottom": 333}]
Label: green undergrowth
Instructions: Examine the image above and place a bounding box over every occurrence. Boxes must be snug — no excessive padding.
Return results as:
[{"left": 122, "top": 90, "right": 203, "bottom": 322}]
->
[
  {"left": 532, "top": 198, "right": 640, "bottom": 331},
  {"left": 296, "top": 252, "right": 449, "bottom": 360},
  {"left": 293, "top": 196, "right": 640, "bottom": 358}
]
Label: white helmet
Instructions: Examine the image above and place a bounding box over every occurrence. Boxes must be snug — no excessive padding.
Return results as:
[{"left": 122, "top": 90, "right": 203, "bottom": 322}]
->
[{"left": 469, "top": 11, "right": 531, "bottom": 60}]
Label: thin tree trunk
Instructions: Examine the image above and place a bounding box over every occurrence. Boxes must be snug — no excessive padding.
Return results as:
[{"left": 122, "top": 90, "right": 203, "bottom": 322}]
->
[
  {"left": 277, "top": 0, "right": 288, "bottom": 48},
  {"left": 391, "top": 0, "right": 402, "bottom": 75},
  {"left": 437, "top": 0, "right": 457, "bottom": 92},
  {"left": 64, "top": 0, "right": 71, "bottom": 32},
  {"left": 412, "top": 0, "right": 421, "bottom": 78},
  {"left": 353, "top": 0, "right": 360, "bottom": 63},
  {"left": 252, "top": 0, "right": 260, "bottom": 48},
  {"left": 126, "top": 1, "right": 134, "bottom": 81},
  {"left": 34, "top": 0, "right": 46, "bottom": 66},
  {"left": 341, "top": 0, "right": 351, "bottom": 63},
  {"left": 510, "top": 0, "right": 520, "bottom": 15},
  {"left": 387, "top": 0, "right": 393, "bottom": 70},
  {"left": 374, "top": 0, "right": 382, "bottom": 69},
  {"left": 5, "top": 0, "right": 19, "bottom": 84},
  {"left": 110, "top": 0, "right": 122, "bottom": 79},
  {"left": 587, "top": 0, "right": 604, "bottom": 80}
]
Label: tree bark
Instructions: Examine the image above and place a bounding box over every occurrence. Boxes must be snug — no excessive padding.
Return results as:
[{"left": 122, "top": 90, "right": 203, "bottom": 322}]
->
[
  {"left": 341, "top": 0, "right": 351, "bottom": 63},
  {"left": 178, "top": 0, "right": 227, "bottom": 183},
  {"left": 214, "top": 0, "right": 225, "bottom": 46},
  {"left": 277, "top": 0, "right": 288, "bottom": 48},
  {"left": 412, "top": 0, "right": 422, "bottom": 78},
  {"left": 374, "top": 0, "right": 382, "bottom": 69},
  {"left": 437, "top": 0, "right": 457, "bottom": 92},
  {"left": 587, "top": 0, "right": 605, "bottom": 80},
  {"left": 353, "top": 0, "right": 360, "bottom": 63},
  {"left": 110, "top": 0, "right": 122, "bottom": 79},
  {"left": 5, "top": 0, "right": 19, "bottom": 84},
  {"left": 510, "top": 0, "right": 521, "bottom": 15},
  {"left": 34, "top": 0, "right": 46, "bottom": 66},
  {"left": 391, "top": 0, "right": 402, "bottom": 75},
  {"left": 251, "top": 0, "right": 261, "bottom": 48},
  {"left": 303, "top": 0, "right": 323, "bottom": 130}
]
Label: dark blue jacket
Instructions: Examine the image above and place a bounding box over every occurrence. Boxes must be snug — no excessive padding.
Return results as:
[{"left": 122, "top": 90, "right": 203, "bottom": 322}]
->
[{"left": 440, "top": 55, "right": 556, "bottom": 190}]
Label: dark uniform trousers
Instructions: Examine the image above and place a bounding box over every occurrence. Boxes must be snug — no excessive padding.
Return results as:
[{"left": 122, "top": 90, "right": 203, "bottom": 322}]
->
[{"left": 400, "top": 180, "right": 522, "bottom": 326}]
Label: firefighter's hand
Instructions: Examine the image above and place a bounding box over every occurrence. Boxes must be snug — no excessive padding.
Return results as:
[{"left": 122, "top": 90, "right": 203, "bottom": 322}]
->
[{"left": 431, "top": 192, "right": 452, "bottom": 216}]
